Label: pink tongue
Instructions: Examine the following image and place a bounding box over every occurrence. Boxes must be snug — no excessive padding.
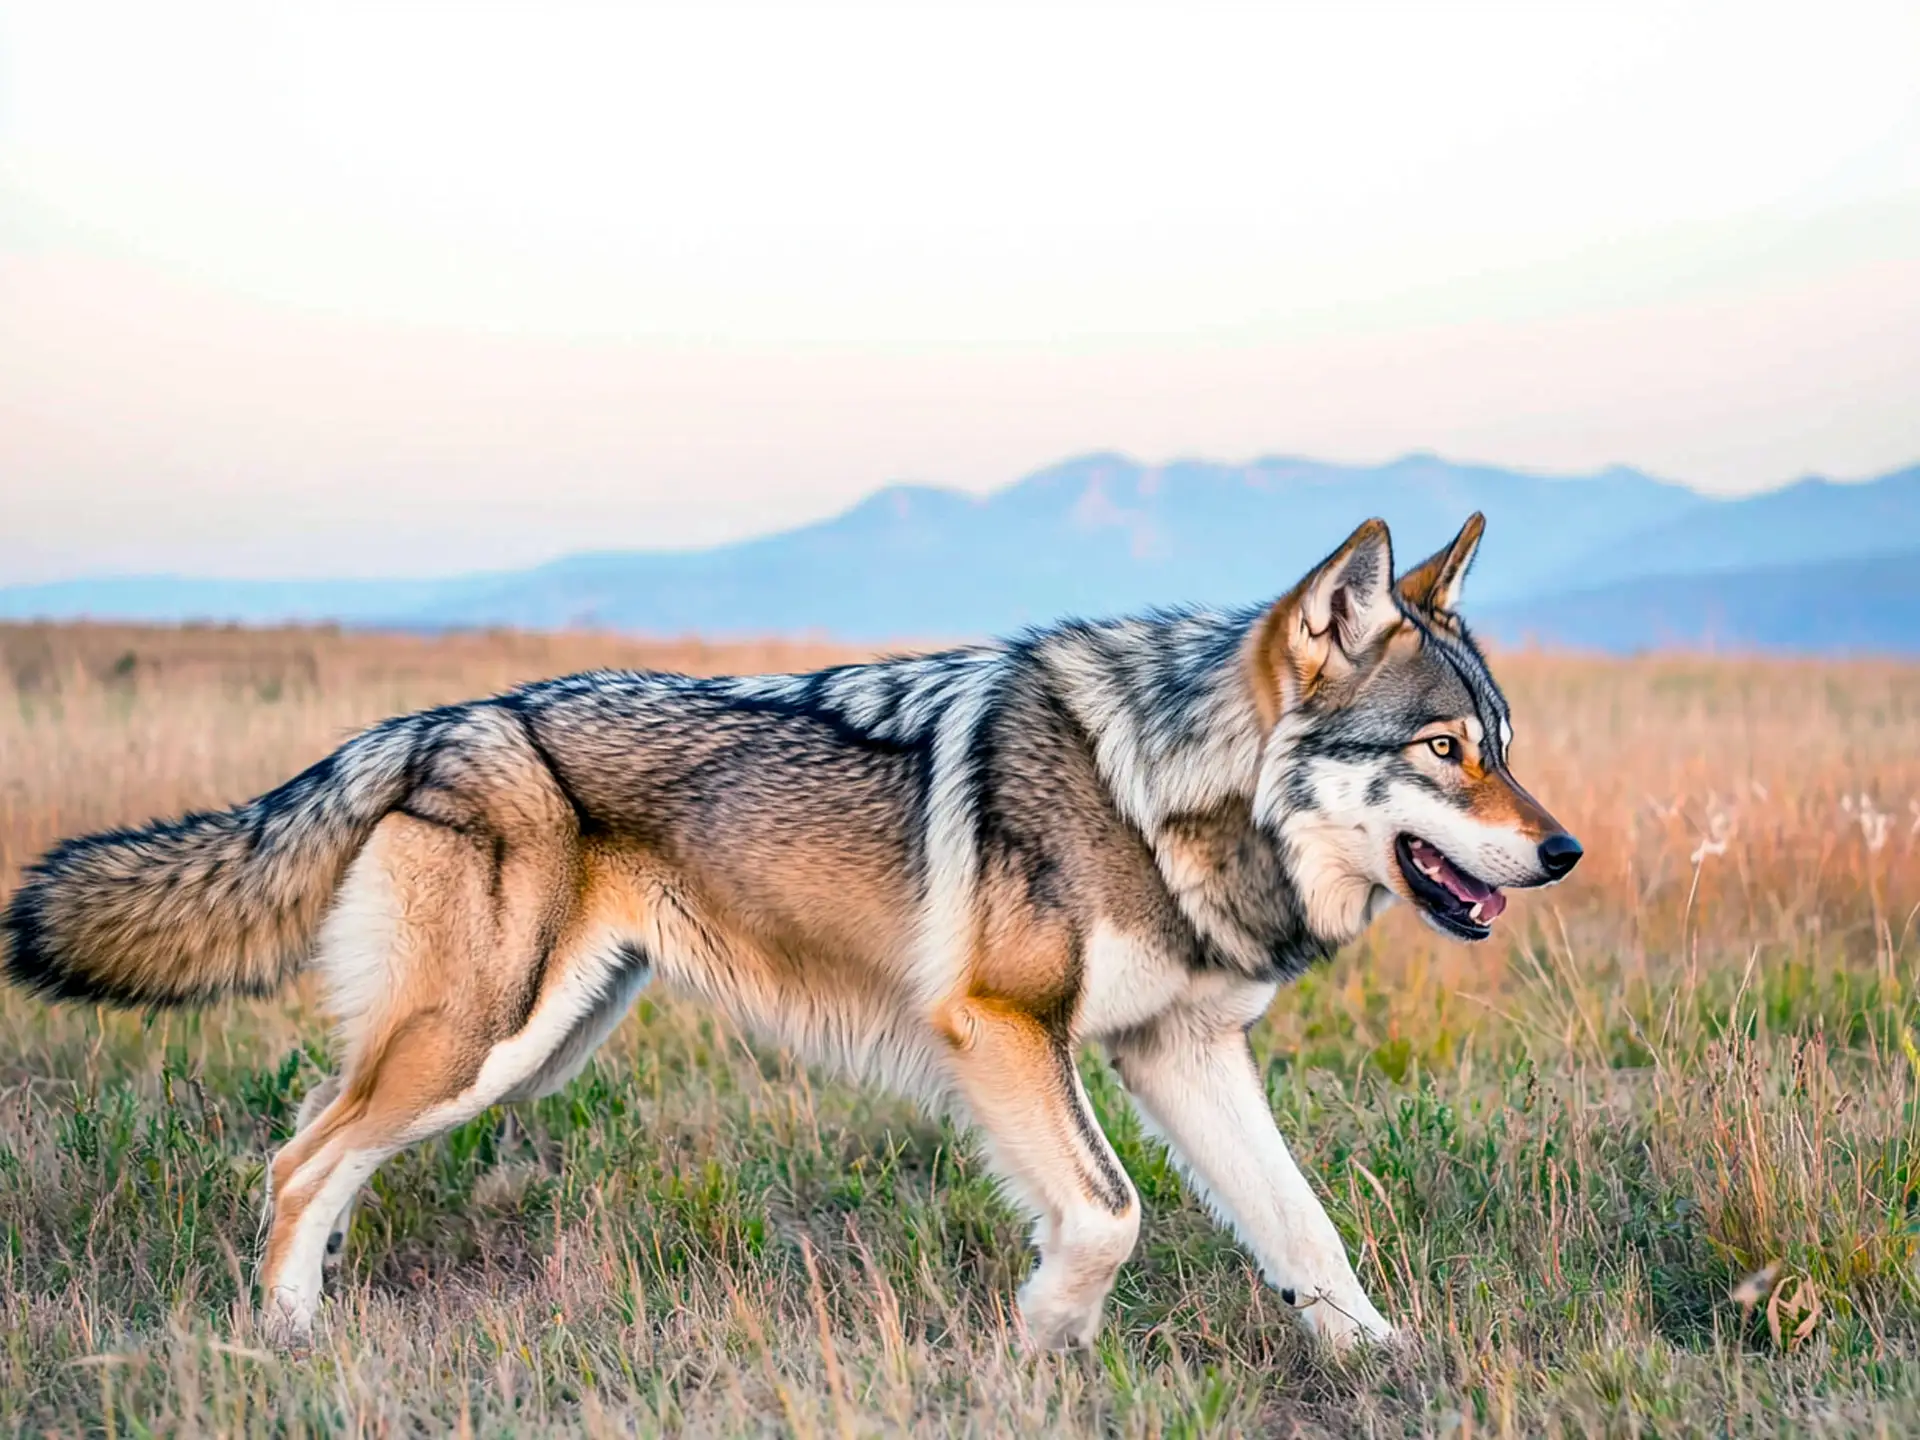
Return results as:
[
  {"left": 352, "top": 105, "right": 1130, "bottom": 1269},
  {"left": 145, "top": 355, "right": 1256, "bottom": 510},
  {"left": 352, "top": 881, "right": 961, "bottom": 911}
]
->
[
  {"left": 1442, "top": 863, "right": 1495, "bottom": 902},
  {"left": 1410, "top": 838, "right": 1506, "bottom": 917}
]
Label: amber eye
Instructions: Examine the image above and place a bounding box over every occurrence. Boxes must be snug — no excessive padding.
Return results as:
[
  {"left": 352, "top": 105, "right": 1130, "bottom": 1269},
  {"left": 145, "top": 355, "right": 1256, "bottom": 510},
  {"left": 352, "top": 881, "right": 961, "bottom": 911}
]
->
[{"left": 1426, "top": 735, "right": 1460, "bottom": 762}]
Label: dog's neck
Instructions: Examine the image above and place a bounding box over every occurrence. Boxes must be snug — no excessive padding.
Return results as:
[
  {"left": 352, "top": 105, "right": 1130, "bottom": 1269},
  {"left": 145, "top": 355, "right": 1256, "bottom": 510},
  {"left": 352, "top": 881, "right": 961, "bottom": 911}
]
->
[
  {"left": 1031, "top": 606, "right": 1362, "bottom": 979},
  {"left": 1033, "top": 605, "right": 1270, "bottom": 836}
]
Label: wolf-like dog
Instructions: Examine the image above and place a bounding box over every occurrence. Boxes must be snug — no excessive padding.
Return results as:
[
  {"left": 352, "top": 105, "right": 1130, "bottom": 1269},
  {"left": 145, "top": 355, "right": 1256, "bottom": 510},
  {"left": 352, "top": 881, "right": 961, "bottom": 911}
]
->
[{"left": 4, "top": 514, "right": 1579, "bottom": 1352}]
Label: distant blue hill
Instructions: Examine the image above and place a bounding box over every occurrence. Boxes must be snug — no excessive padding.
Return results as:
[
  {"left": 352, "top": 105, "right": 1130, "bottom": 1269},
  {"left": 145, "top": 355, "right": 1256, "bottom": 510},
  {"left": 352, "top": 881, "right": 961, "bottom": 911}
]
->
[
  {"left": 4, "top": 452, "right": 1918, "bottom": 652},
  {"left": 1479, "top": 549, "right": 1920, "bottom": 655},
  {"left": 1551, "top": 465, "right": 1920, "bottom": 589},
  {"left": 391, "top": 454, "right": 1704, "bottom": 639}
]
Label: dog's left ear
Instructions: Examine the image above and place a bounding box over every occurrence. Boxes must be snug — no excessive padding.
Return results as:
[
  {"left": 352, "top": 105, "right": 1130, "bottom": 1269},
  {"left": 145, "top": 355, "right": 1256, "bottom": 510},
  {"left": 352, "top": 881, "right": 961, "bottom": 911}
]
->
[
  {"left": 1396, "top": 512, "right": 1485, "bottom": 616},
  {"left": 1248, "top": 518, "right": 1399, "bottom": 723}
]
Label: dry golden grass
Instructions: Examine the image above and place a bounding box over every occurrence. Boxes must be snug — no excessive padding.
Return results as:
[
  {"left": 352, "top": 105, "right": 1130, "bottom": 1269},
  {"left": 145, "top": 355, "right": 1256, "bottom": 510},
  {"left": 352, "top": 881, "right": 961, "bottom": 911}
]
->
[{"left": 2, "top": 622, "right": 1919, "bottom": 1436}]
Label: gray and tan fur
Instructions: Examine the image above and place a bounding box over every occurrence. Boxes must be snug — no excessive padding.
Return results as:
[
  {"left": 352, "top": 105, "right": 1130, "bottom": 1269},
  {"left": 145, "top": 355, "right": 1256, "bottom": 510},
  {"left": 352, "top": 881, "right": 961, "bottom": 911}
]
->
[{"left": 3, "top": 515, "right": 1580, "bottom": 1353}]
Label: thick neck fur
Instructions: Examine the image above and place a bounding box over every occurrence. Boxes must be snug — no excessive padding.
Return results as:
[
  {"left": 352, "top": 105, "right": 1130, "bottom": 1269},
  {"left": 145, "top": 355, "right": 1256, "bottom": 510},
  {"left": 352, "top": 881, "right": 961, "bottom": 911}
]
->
[
  {"left": 1031, "top": 607, "right": 1268, "bottom": 835},
  {"left": 1031, "top": 607, "right": 1338, "bottom": 980}
]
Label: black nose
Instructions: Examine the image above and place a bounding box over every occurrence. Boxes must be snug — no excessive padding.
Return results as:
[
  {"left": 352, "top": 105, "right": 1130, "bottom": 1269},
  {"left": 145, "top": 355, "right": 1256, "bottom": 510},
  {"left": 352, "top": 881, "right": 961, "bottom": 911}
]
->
[{"left": 1538, "top": 833, "right": 1583, "bottom": 879}]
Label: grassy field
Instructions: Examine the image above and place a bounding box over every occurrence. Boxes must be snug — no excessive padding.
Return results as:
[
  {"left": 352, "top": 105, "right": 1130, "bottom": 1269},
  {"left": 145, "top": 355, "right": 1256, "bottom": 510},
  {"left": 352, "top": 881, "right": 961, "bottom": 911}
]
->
[{"left": 2, "top": 622, "right": 1919, "bottom": 1437}]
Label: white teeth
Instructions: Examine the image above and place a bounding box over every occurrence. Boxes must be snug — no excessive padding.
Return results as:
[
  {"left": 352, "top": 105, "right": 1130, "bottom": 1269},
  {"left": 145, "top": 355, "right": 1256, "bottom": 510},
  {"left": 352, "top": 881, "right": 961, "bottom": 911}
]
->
[
  {"left": 1468, "top": 901, "right": 1486, "bottom": 923},
  {"left": 1416, "top": 859, "right": 1443, "bottom": 880}
]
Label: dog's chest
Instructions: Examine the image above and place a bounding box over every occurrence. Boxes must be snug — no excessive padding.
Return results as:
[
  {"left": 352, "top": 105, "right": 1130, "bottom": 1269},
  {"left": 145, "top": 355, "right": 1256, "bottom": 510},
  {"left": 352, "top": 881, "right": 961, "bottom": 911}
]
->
[{"left": 1074, "top": 922, "right": 1237, "bottom": 1039}]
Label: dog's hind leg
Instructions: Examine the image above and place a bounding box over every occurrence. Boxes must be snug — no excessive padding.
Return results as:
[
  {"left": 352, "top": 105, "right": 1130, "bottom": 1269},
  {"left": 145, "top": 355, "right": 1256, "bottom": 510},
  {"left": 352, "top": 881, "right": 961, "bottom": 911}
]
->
[
  {"left": 940, "top": 997, "right": 1140, "bottom": 1351},
  {"left": 291, "top": 1075, "right": 355, "bottom": 1272},
  {"left": 258, "top": 800, "right": 629, "bottom": 1348},
  {"left": 262, "top": 955, "right": 631, "bottom": 1347}
]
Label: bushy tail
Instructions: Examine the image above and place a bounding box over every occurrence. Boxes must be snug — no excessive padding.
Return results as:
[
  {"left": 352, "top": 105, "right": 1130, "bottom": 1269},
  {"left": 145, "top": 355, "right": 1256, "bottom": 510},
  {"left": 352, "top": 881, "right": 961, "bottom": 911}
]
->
[{"left": 3, "top": 716, "right": 426, "bottom": 1008}]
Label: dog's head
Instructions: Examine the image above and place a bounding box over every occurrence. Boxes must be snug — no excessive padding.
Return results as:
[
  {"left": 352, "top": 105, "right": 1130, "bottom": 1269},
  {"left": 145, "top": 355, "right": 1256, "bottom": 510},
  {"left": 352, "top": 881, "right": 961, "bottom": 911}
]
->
[{"left": 1245, "top": 514, "right": 1581, "bottom": 947}]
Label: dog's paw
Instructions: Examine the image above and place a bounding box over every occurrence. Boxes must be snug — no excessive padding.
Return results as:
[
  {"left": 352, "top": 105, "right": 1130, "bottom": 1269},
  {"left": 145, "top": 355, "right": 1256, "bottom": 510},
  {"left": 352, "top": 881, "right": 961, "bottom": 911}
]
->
[
  {"left": 261, "top": 1288, "right": 317, "bottom": 1353},
  {"left": 1287, "top": 1286, "right": 1401, "bottom": 1355},
  {"left": 1016, "top": 1279, "right": 1105, "bottom": 1353}
]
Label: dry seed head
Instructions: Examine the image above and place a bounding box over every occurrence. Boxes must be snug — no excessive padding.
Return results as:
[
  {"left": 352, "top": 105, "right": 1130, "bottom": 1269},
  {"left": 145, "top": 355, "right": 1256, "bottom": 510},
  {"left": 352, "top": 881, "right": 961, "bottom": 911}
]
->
[{"left": 1731, "top": 1262, "right": 1780, "bottom": 1311}]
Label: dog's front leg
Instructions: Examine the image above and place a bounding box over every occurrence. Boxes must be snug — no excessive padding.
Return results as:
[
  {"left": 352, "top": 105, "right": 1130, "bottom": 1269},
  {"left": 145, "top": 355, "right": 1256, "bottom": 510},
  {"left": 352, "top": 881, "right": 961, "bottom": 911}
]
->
[
  {"left": 941, "top": 997, "right": 1141, "bottom": 1351},
  {"left": 1111, "top": 1020, "right": 1396, "bottom": 1351}
]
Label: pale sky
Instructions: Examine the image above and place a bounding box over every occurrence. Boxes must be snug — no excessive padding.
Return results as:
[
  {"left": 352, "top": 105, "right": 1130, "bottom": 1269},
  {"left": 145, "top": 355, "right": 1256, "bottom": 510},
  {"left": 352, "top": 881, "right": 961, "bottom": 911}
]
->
[{"left": 3, "top": 1, "right": 1918, "bottom": 582}]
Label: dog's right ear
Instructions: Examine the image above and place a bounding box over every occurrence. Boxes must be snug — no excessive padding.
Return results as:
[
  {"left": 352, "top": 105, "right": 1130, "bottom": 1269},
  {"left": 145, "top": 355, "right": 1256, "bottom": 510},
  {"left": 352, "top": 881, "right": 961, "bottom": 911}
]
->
[
  {"left": 1396, "top": 511, "right": 1484, "bottom": 617},
  {"left": 1246, "top": 518, "right": 1397, "bottom": 726}
]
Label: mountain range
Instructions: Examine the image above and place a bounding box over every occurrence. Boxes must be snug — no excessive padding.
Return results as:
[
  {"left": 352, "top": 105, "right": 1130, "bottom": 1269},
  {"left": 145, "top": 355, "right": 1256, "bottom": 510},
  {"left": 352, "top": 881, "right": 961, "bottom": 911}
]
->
[{"left": 5, "top": 453, "right": 1919, "bottom": 653}]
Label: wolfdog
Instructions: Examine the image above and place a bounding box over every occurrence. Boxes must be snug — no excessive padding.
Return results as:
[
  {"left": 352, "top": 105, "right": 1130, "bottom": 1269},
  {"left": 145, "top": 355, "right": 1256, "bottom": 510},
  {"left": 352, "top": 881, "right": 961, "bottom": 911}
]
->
[{"left": 4, "top": 514, "right": 1579, "bottom": 1352}]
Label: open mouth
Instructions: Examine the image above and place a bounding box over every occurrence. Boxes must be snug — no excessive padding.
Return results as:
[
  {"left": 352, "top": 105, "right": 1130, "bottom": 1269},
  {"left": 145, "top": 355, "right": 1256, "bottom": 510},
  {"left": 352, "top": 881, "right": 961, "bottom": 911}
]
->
[{"left": 1395, "top": 834, "right": 1507, "bottom": 940}]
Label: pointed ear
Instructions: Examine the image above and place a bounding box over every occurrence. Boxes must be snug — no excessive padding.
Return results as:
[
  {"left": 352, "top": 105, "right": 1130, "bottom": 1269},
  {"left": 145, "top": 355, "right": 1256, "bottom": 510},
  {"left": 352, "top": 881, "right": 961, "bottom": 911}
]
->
[
  {"left": 1396, "top": 512, "right": 1484, "bottom": 616},
  {"left": 1247, "top": 518, "right": 1399, "bottom": 723}
]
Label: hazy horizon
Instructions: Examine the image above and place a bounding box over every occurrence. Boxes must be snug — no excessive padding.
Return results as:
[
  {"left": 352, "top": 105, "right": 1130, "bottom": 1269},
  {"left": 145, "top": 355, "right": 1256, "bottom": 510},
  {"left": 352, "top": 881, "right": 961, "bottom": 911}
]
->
[
  {"left": 4, "top": 1, "right": 1918, "bottom": 584},
  {"left": 8, "top": 444, "right": 1920, "bottom": 588}
]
